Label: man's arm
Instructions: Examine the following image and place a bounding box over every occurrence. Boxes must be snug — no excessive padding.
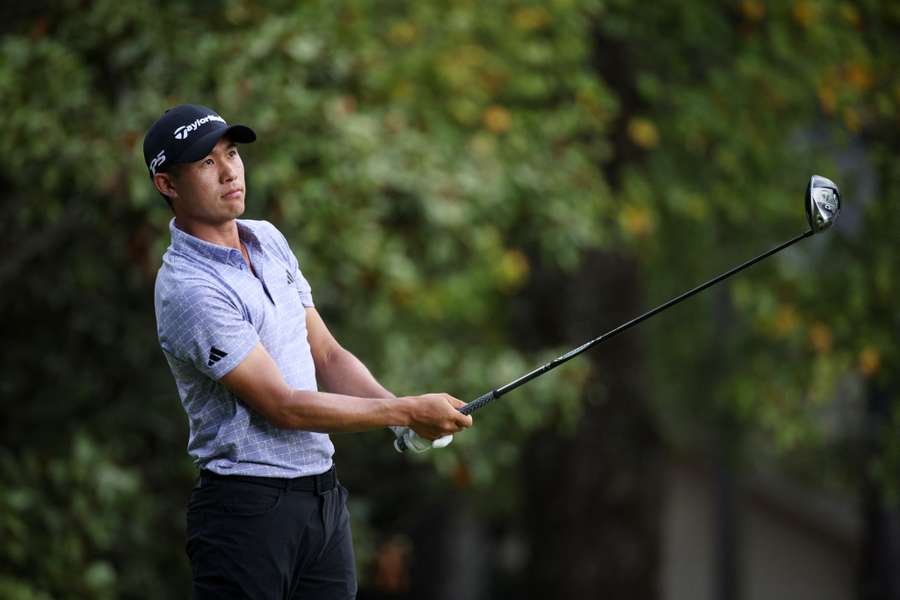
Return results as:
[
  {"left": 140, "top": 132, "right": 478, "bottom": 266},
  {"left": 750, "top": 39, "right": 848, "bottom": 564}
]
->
[
  {"left": 303, "top": 307, "right": 472, "bottom": 440},
  {"left": 305, "top": 307, "right": 395, "bottom": 399},
  {"left": 220, "top": 338, "right": 471, "bottom": 439}
]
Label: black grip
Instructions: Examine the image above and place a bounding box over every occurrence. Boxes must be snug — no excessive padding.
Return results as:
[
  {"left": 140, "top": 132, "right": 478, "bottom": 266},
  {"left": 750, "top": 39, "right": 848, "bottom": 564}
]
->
[{"left": 459, "top": 390, "right": 496, "bottom": 415}]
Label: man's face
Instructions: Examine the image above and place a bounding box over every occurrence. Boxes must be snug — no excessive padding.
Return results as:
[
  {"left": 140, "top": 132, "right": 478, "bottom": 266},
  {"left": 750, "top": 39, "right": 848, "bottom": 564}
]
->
[{"left": 156, "top": 137, "right": 246, "bottom": 224}]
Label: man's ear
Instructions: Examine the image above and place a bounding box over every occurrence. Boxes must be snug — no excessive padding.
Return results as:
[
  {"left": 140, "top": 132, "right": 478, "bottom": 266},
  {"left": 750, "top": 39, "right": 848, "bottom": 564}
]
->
[{"left": 153, "top": 172, "right": 178, "bottom": 200}]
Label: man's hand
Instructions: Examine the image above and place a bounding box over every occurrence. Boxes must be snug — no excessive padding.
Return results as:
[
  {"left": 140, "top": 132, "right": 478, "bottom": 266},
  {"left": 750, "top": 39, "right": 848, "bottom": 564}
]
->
[{"left": 402, "top": 393, "right": 473, "bottom": 440}]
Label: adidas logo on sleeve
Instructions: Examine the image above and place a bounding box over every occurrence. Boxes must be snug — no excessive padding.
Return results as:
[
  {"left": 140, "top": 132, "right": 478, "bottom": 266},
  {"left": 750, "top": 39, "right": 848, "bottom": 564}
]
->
[{"left": 207, "top": 347, "right": 228, "bottom": 366}]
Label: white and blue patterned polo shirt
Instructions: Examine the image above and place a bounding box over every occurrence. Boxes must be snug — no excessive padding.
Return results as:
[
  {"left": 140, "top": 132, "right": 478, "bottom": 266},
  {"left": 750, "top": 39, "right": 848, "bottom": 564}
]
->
[{"left": 154, "top": 218, "right": 334, "bottom": 478}]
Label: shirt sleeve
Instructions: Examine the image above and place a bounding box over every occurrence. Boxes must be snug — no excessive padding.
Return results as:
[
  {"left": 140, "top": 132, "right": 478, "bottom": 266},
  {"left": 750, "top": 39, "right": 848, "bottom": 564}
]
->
[
  {"left": 157, "top": 284, "right": 260, "bottom": 380},
  {"left": 294, "top": 266, "right": 314, "bottom": 308}
]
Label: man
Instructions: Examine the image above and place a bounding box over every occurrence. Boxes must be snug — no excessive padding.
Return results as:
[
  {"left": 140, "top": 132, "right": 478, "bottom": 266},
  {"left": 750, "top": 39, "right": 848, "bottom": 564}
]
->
[{"left": 143, "top": 104, "right": 472, "bottom": 599}]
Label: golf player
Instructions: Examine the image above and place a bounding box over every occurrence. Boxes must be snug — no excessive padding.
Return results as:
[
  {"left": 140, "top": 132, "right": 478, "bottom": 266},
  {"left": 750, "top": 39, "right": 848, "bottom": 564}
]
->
[{"left": 143, "top": 104, "right": 472, "bottom": 599}]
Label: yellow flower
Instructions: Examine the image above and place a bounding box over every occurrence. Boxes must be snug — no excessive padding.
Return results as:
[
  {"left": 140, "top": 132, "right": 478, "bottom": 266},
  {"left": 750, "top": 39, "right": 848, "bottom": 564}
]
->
[
  {"left": 842, "top": 107, "right": 862, "bottom": 133},
  {"left": 817, "top": 83, "right": 837, "bottom": 115},
  {"left": 496, "top": 250, "right": 530, "bottom": 289},
  {"left": 839, "top": 3, "right": 861, "bottom": 28},
  {"left": 740, "top": 0, "right": 766, "bottom": 21},
  {"left": 619, "top": 205, "right": 655, "bottom": 238},
  {"left": 793, "top": 0, "right": 819, "bottom": 27},
  {"left": 773, "top": 304, "right": 798, "bottom": 337},
  {"left": 808, "top": 322, "right": 832, "bottom": 353},
  {"left": 513, "top": 7, "right": 551, "bottom": 31},
  {"left": 859, "top": 347, "right": 881, "bottom": 377},
  {"left": 628, "top": 118, "right": 659, "bottom": 149},
  {"left": 483, "top": 105, "right": 512, "bottom": 134},
  {"left": 388, "top": 22, "right": 418, "bottom": 46},
  {"left": 845, "top": 62, "right": 873, "bottom": 92}
]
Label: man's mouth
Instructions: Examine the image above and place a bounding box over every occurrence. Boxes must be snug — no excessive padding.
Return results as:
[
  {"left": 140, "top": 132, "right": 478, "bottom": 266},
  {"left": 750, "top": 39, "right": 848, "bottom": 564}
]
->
[{"left": 223, "top": 188, "right": 243, "bottom": 200}]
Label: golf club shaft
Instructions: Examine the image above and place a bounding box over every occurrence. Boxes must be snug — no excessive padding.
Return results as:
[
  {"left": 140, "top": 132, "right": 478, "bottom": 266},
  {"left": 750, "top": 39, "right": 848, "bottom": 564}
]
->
[{"left": 458, "top": 229, "right": 814, "bottom": 416}]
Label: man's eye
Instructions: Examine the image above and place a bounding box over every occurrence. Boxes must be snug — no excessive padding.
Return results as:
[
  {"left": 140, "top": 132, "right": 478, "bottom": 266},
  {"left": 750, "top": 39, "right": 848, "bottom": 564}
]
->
[{"left": 204, "top": 159, "right": 214, "bottom": 166}]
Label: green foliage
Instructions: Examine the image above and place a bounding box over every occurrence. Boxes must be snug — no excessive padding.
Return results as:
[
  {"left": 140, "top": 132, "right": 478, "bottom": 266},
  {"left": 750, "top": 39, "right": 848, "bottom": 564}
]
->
[
  {"left": 600, "top": 0, "right": 900, "bottom": 486},
  {"left": 2, "top": 0, "right": 898, "bottom": 596},
  {"left": 0, "top": 434, "right": 155, "bottom": 599},
  {"left": 2, "top": 0, "right": 611, "bottom": 593}
]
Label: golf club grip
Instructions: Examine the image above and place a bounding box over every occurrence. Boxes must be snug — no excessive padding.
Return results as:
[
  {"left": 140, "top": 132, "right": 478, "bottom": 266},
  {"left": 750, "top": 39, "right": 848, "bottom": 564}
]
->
[
  {"left": 459, "top": 390, "right": 497, "bottom": 416},
  {"left": 392, "top": 391, "right": 494, "bottom": 453}
]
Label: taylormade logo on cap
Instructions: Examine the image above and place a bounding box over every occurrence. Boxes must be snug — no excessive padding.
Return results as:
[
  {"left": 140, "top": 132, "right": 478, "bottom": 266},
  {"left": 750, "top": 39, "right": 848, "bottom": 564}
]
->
[{"left": 173, "top": 115, "right": 226, "bottom": 140}]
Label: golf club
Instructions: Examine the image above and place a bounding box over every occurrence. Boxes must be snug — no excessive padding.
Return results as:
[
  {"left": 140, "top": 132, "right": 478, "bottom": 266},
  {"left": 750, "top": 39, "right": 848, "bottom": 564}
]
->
[{"left": 394, "top": 175, "right": 841, "bottom": 453}]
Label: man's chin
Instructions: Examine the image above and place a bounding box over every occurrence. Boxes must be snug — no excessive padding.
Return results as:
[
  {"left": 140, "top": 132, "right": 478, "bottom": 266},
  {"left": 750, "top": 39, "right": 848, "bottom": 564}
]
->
[{"left": 224, "top": 198, "right": 246, "bottom": 217}]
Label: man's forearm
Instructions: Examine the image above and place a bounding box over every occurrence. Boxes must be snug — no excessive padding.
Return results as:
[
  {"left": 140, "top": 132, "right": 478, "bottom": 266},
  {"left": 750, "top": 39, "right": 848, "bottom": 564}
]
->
[
  {"left": 221, "top": 341, "right": 468, "bottom": 436},
  {"left": 275, "top": 388, "right": 469, "bottom": 440},
  {"left": 276, "top": 389, "right": 411, "bottom": 432},
  {"left": 316, "top": 347, "right": 397, "bottom": 400}
]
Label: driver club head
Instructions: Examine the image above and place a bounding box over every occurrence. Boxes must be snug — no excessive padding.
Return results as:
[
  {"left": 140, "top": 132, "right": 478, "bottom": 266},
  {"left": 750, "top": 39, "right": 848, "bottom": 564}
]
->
[{"left": 806, "top": 175, "right": 841, "bottom": 233}]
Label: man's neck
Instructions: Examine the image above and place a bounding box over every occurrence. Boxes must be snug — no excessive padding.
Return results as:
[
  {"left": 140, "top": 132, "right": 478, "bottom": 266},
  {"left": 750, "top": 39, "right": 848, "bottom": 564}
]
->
[{"left": 175, "top": 217, "right": 241, "bottom": 250}]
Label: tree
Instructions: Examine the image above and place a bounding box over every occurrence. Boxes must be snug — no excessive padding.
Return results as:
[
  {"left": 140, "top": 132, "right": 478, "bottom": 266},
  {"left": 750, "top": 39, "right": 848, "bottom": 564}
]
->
[{"left": 1, "top": 1, "right": 897, "bottom": 598}]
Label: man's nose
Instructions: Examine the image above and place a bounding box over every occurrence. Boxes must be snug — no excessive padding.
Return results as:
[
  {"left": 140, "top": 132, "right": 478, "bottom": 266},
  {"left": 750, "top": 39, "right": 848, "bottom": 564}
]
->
[{"left": 220, "top": 161, "right": 236, "bottom": 182}]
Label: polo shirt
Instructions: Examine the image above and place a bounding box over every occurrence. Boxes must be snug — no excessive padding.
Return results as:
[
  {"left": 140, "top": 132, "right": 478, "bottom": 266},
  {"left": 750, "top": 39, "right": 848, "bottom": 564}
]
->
[{"left": 154, "top": 218, "right": 334, "bottom": 478}]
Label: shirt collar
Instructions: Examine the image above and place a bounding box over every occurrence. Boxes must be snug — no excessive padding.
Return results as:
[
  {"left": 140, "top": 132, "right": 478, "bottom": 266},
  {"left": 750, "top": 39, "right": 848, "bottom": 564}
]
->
[{"left": 169, "top": 218, "right": 262, "bottom": 266}]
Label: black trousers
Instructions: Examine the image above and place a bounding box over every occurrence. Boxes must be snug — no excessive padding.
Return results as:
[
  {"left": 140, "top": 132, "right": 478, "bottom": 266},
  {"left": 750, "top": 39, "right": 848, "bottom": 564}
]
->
[{"left": 186, "top": 467, "right": 357, "bottom": 599}]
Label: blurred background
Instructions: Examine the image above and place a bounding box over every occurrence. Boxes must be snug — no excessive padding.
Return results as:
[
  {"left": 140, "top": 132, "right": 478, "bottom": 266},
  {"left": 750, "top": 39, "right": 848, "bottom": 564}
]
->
[{"left": 1, "top": 1, "right": 898, "bottom": 598}]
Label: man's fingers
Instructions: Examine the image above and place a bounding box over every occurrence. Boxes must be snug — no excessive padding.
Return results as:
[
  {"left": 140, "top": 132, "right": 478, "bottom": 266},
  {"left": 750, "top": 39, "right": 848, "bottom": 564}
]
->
[
  {"left": 447, "top": 396, "right": 468, "bottom": 410},
  {"left": 455, "top": 413, "right": 473, "bottom": 428},
  {"left": 440, "top": 395, "right": 472, "bottom": 429},
  {"left": 406, "top": 393, "right": 474, "bottom": 440},
  {"left": 442, "top": 395, "right": 472, "bottom": 429}
]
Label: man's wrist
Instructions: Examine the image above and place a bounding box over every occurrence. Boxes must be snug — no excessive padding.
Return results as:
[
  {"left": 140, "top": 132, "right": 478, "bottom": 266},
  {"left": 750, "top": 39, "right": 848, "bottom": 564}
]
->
[{"left": 390, "top": 396, "right": 414, "bottom": 428}]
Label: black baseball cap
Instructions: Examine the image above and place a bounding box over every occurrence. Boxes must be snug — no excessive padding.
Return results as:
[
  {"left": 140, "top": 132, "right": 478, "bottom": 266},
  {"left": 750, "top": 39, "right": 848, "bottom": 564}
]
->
[{"left": 142, "top": 104, "right": 256, "bottom": 177}]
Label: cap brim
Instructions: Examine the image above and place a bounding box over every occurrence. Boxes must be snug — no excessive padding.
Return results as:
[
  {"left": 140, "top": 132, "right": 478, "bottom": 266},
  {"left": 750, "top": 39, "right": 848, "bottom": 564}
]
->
[{"left": 174, "top": 124, "right": 256, "bottom": 164}]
